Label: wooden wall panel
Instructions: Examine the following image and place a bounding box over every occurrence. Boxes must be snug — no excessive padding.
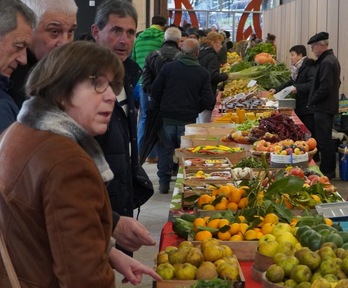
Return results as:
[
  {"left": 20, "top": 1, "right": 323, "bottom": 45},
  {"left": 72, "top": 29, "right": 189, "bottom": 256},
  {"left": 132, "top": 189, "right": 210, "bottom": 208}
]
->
[
  {"left": 338, "top": 0, "right": 348, "bottom": 94},
  {"left": 263, "top": 0, "right": 346, "bottom": 96}
]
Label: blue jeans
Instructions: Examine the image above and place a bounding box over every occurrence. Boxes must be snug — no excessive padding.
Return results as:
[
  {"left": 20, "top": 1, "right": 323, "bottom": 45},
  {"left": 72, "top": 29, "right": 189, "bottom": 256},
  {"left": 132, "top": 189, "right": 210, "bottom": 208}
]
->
[
  {"left": 157, "top": 123, "right": 185, "bottom": 185},
  {"left": 137, "top": 85, "right": 157, "bottom": 158}
]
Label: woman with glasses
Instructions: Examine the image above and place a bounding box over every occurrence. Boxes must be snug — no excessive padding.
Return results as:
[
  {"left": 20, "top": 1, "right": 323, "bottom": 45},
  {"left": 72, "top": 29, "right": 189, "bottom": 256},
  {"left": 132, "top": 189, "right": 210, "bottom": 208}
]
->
[
  {"left": 0, "top": 41, "right": 160, "bottom": 287},
  {"left": 197, "top": 31, "right": 229, "bottom": 123}
]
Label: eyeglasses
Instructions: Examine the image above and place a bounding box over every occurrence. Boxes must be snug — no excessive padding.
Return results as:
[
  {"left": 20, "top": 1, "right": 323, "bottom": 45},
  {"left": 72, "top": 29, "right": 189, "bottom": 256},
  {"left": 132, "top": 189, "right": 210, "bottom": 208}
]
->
[{"left": 89, "top": 75, "right": 120, "bottom": 94}]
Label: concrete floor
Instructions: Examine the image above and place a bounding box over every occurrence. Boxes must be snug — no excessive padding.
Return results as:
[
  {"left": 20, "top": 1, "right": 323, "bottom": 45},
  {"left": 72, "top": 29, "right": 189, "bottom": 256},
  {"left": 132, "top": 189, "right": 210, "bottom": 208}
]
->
[{"left": 116, "top": 161, "right": 348, "bottom": 287}]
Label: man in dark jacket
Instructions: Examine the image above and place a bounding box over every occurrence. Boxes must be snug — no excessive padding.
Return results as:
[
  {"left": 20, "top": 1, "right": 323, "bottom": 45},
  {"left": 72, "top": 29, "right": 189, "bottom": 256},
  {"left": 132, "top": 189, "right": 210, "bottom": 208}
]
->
[
  {"left": 91, "top": 0, "right": 155, "bottom": 248},
  {"left": 307, "top": 32, "right": 341, "bottom": 179},
  {"left": 142, "top": 26, "right": 182, "bottom": 96},
  {"left": 151, "top": 39, "right": 215, "bottom": 193},
  {"left": 270, "top": 45, "right": 316, "bottom": 135},
  {"left": 0, "top": 0, "right": 36, "bottom": 133}
]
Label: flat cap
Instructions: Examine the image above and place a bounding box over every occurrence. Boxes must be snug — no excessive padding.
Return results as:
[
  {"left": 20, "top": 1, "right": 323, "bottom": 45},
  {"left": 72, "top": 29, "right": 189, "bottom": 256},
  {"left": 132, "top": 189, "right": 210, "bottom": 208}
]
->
[
  {"left": 307, "top": 32, "right": 329, "bottom": 44},
  {"left": 186, "top": 28, "right": 200, "bottom": 38}
]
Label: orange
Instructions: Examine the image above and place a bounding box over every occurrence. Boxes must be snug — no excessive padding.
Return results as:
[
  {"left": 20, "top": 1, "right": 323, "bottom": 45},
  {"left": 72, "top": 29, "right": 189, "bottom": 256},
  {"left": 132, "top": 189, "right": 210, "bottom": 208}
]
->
[
  {"left": 207, "top": 219, "right": 221, "bottom": 229},
  {"left": 195, "top": 230, "right": 213, "bottom": 241},
  {"left": 230, "top": 234, "right": 243, "bottom": 241},
  {"left": 228, "top": 187, "right": 243, "bottom": 203},
  {"left": 218, "top": 219, "right": 230, "bottom": 229},
  {"left": 203, "top": 216, "right": 210, "bottom": 222},
  {"left": 197, "top": 194, "right": 212, "bottom": 208},
  {"left": 324, "top": 218, "right": 333, "bottom": 226},
  {"left": 211, "top": 188, "right": 221, "bottom": 197},
  {"left": 307, "top": 137, "right": 317, "bottom": 150},
  {"left": 261, "top": 222, "right": 275, "bottom": 235},
  {"left": 226, "top": 202, "right": 238, "bottom": 211},
  {"left": 217, "top": 231, "right": 232, "bottom": 241},
  {"left": 219, "top": 185, "right": 231, "bottom": 196},
  {"left": 238, "top": 215, "right": 246, "bottom": 223},
  {"left": 239, "top": 223, "right": 249, "bottom": 234},
  {"left": 193, "top": 217, "right": 206, "bottom": 232},
  {"left": 254, "top": 231, "right": 264, "bottom": 239},
  {"left": 229, "top": 222, "right": 241, "bottom": 235},
  {"left": 263, "top": 213, "right": 279, "bottom": 225},
  {"left": 244, "top": 229, "right": 258, "bottom": 241},
  {"left": 215, "top": 201, "right": 228, "bottom": 210},
  {"left": 237, "top": 197, "right": 248, "bottom": 209},
  {"left": 202, "top": 204, "right": 215, "bottom": 211}
]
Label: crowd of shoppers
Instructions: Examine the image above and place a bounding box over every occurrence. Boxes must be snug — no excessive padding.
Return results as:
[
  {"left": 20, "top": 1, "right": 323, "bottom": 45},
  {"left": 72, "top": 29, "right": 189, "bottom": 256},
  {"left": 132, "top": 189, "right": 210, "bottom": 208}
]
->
[{"left": 0, "top": 0, "right": 343, "bottom": 286}]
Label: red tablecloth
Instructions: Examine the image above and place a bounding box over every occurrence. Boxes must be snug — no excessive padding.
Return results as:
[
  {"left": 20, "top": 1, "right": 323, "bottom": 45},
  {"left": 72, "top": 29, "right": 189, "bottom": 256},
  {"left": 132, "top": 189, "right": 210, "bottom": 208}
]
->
[{"left": 159, "top": 222, "right": 262, "bottom": 288}]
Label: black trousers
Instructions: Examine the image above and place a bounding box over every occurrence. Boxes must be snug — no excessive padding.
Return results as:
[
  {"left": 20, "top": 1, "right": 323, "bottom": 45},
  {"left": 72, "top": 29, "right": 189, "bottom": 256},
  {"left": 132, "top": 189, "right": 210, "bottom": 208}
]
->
[{"left": 313, "top": 112, "right": 336, "bottom": 174}]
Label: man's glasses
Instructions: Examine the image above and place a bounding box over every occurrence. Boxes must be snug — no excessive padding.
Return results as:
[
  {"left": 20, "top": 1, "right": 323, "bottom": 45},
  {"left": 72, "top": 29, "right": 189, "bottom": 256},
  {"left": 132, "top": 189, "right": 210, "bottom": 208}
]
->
[{"left": 89, "top": 75, "right": 121, "bottom": 95}]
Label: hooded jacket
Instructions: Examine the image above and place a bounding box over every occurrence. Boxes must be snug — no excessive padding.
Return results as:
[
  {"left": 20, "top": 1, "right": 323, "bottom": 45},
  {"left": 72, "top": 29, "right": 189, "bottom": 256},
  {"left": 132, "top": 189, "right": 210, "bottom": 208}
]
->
[{"left": 132, "top": 25, "right": 164, "bottom": 70}]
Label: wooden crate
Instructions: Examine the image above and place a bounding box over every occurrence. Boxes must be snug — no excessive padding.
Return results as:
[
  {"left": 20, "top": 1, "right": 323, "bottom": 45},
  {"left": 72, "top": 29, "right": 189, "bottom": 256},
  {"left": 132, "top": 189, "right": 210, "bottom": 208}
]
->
[
  {"left": 183, "top": 168, "right": 233, "bottom": 182},
  {"left": 153, "top": 256, "right": 245, "bottom": 288},
  {"left": 182, "top": 157, "right": 233, "bottom": 170},
  {"left": 181, "top": 134, "right": 250, "bottom": 149},
  {"left": 184, "top": 123, "right": 235, "bottom": 136},
  {"left": 175, "top": 149, "right": 250, "bottom": 165}
]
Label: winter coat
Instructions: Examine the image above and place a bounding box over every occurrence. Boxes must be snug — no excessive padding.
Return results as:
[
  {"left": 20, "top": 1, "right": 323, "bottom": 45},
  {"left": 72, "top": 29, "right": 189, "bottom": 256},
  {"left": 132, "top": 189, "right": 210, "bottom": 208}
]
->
[
  {"left": 308, "top": 49, "right": 341, "bottom": 115},
  {"left": 0, "top": 97, "right": 115, "bottom": 288},
  {"left": 95, "top": 58, "right": 153, "bottom": 216},
  {"left": 275, "top": 57, "right": 317, "bottom": 116},
  {"left": 131, "top": 25, "right": 164, "bottom": 70},
  {"left": 151, "top": 54, "right": 215, "bottom": 123},
  {"left": 0, "top": 75, "right": 19, "bottom": 133},
  {"left": 198, "top": 45, "right": 228, "bottom": 94},
  {"left": 142, "top": 40, "right": 181, "bottom": 94}
]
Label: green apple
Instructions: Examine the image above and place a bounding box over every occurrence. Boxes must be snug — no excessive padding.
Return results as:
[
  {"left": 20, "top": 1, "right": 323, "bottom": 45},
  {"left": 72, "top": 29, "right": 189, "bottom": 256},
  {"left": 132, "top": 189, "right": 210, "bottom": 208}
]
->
[
  {"left": 296, "top": 282, "right": 311, "bottom": 288},
  {"left": 275, "top": 241, "right": 295, "bottom": 256},
  {"left": 311, "top": 271, "right": 323, "bottom": 283},
  {"left": 300, "top": 251, "right": 321, "bottom": 271},
  {"left": 336, "top": 279, "right": 348, "bottom": 288},
  {"left": 156, "top": 263, "right": 176, "bottom": 280},
  {"left": 273, "top": 252, "right": 287, "bottom": 265},
  {"left": 175, "top": 263, "right": 197, "bottom": 280},
  {"left": 276, "top": 231, "right": 298, "bottom": 246},
  {"left": 278, "top": 255, "right": 299, "bottom": 277},
  {"left": 310, "top": 278, "right": 331, "bottom": 288},
  {"left": 324, "top": 273, "right": 338, "bottom": 283},
  {"left": 340, "top": 257, "right": 348, "bottom": 275},
  {"left": 266, "top": 264, "right": 285, "bottom": 283},
  {"left": 258, "top": 240, "right": 279, "bottom": 257},
  {"left": 294, "top": 247, "right": 311, "bottom": 263},
  {"left": 319, "top": 246, "right": 337, "bottom": 260},
  {"left": 319, "top": 258, "right": 338, "bottom": 276},
  {"left": 284, "top": 278, "right": 297, "bottom": 287},
  {"left": 272, "top": 223, "right": 293, "bottom": 237},
  {"left": 185, "top": 247, "right": 204, "bottom": 267},
  {"left": 259, "top": 233, "right": 276, "bottom": 244},
  {"left": 290, "top": 264, "right": 312, "bottom": 283}
]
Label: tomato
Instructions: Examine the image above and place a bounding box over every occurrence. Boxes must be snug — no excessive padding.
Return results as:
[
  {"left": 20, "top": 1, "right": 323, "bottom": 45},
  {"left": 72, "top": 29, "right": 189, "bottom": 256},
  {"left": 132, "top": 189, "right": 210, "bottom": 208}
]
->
[
  {"left": 319, "top": 176, "right": 330, "bottom": 184},
  {"left": 289, "top": 167, "right": 305, "bottom": 178},
  {"left": 307, "top": 174, "right": 320, "bottom": 184}
]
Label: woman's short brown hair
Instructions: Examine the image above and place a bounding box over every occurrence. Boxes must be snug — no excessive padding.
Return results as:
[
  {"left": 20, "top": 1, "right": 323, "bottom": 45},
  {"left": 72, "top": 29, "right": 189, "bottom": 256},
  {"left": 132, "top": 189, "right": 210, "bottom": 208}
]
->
[
  {"left": 25, "top": 41, "right": 124, "bottom": 109},
  {"left": 201, "top": 31, "right": 224, "bottom": 47}
]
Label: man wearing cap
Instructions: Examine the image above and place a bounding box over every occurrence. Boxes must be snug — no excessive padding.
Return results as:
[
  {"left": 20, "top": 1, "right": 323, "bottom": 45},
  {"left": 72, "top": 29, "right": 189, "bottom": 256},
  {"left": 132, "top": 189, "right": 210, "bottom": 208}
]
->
[{"left": 307, "top": 31, "right": 341, "bottom": 179}]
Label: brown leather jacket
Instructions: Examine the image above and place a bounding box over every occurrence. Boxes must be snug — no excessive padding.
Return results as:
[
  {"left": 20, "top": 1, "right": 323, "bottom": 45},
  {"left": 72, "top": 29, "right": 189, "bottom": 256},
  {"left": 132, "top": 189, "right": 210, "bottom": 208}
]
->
[{"left": 0, "top": 123, "right": 115, "bottom": 288}]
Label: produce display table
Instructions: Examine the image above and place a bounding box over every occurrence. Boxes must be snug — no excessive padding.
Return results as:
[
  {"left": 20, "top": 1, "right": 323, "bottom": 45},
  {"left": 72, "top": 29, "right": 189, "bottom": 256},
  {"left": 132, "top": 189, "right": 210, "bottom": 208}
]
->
[{"left": 159, "top": 221, "right": 261, "bottom": 288}]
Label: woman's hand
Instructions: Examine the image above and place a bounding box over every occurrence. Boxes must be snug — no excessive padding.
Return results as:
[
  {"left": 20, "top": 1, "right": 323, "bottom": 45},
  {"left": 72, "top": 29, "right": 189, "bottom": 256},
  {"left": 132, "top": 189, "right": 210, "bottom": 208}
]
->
[{"left": 109, "top": 248, "right": 162, "bottom": 285}]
